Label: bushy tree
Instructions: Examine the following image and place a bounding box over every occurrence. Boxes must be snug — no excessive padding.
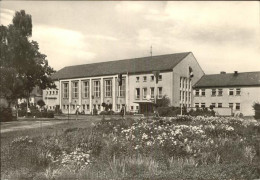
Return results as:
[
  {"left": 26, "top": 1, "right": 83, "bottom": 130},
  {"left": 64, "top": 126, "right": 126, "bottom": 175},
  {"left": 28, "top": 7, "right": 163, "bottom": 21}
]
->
[
  {"left": 37, "top": 99, "right": 45, "bottom": 109},
  {"left": 156, "top": 95, "right": 170, "bottom": 107},
  {"left": 253, "top": 102, "right": 260, "bottom": 120},
  {"left": 0, "top": 10, "right": 55, "bottom": 107}
]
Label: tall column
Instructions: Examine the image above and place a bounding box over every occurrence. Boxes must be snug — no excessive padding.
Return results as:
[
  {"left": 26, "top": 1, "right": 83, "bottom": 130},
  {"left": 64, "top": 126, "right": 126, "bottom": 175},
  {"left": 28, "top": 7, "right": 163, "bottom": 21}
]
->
[
  {"left": 69, "top": 80, "right": 72, "bottom": 114},
  {"left": 89, "top": 79, "right": 92, "bottom": 114},
  {"left": 112, "top": 76, "right": 116, "bottom": 111},
  {"left": 100, "top": 78, "right": 104, "bottom": 111},
  {"left": 125, "top": 74, "right": 129, "bottom": 111},
  {"left": 79, "top": 80, "right": 82, "bottom": 111}
]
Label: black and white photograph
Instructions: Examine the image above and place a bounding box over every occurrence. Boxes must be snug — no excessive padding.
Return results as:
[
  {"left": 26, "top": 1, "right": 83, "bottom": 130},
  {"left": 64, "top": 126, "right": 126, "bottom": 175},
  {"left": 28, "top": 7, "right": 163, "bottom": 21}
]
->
[{"left": 1, "top": 1, "right": 260, "bottom": 179}]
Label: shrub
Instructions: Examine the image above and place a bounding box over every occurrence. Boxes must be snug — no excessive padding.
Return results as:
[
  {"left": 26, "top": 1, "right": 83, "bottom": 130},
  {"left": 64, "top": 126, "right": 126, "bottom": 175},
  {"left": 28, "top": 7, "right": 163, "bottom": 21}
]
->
[
  {"left": 99, "top": 111, "right": 114, "bottom": 115},
  {"left": 0, "top": 107, "right": 16, "bottom": 122},
  {"left": 188, "top": 108, "right": 215, "bottom": 117},
  {"left": 157, "top": 107, "right": 180, "bottom": 117}
]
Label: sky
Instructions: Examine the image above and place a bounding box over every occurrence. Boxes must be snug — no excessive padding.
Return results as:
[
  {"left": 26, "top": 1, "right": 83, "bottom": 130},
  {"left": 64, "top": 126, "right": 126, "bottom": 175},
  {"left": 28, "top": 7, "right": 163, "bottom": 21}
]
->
[{"left": 0, "top": 1, "right": 259, "bottom": 74}]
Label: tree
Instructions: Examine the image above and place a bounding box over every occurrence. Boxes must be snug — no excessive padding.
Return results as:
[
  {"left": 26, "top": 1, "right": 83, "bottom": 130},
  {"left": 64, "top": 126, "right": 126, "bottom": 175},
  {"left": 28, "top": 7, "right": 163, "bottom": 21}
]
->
[
  {"left": 0, "top": 10, "right": 55, "bottom": 107},
  {"left": 156, "top": 95, "right": 170, "bottom": 107},
  {"left": 37, "top": 99, "right": 45, "bottom": 109}
]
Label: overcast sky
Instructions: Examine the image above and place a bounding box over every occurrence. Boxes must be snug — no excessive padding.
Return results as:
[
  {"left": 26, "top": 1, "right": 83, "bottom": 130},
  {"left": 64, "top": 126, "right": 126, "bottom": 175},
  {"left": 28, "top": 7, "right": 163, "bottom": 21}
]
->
[{"left": 1, "top": 1, "right": 259, "bottom": 74}]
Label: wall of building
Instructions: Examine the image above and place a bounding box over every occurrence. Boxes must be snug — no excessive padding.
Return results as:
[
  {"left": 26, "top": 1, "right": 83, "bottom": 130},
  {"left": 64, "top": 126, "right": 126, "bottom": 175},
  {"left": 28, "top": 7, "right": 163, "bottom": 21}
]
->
[
  {"left": 193, "top": 87, "right": 260, "bottom": 116},
  {"left": 42, "top": 81, "right": 60, "bottom": 111},
  {"left": 128, "top": 71, "right": 173, "bottom": 111},
  {"left": 172, "top": 53, "right": 205, "bottom": 107}
]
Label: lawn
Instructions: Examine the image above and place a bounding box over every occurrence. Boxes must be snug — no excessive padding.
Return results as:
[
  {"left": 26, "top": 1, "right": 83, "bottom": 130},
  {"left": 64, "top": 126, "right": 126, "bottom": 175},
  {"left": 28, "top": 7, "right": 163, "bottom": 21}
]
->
[{"left": 1, "top": 115, "right": 260, "bottom": 180}]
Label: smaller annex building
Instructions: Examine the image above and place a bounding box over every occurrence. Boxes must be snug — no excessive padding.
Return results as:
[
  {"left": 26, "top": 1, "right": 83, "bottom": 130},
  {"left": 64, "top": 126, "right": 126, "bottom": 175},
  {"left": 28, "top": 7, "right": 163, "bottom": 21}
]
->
[{"left": 193, "top": 71, "right": 260, "bottom": 116}]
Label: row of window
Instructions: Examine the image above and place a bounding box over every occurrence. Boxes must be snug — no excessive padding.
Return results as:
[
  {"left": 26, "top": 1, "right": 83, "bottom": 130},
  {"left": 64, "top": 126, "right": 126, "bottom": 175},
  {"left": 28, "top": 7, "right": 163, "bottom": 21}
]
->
[
  {"left": 180, "top": 77, "right": 192, "bottom": 90},
  {"left": 136, "top": 75, "right": 162, "bottom": 82},
  {"left": 195, "top": 103, "right": 241, "bottom": 110},
  {"left": 180, "top": 91, "right": 192, "bottom": 102},
  {"left": 62, "top": 104, "right": 130, "bottom": 111},
  {"left": 135, "top": 87, "right": 162, "bottom": 100},
  {"left": 46, "top": 90, "right": 58, "bottom": 95},
  {"left": 63, "top": 79, "right": 126, "bottom": 99},
  {"left": 195, "top": 88, "right": 241, "bottom": 96}
]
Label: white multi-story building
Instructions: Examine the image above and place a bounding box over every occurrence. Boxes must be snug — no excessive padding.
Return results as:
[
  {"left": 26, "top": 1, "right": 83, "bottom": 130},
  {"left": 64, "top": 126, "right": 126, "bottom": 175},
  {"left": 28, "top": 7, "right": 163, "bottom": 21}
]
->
[
  {"left": 44, "top": 52, "right": 204, "bottom": 114},
  {"left": 193, "top": 71, "right": 260, "bottom": 116}
]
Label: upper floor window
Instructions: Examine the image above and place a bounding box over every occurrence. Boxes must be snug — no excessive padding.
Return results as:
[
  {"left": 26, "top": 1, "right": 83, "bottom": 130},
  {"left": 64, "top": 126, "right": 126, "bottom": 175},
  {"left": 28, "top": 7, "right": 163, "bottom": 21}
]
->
[
  {"left": 151, "top": 76, "right": 154, "bottom": 81},
  {"left": 218, "top": 89, "right": 223, "bottom": 96},
  {"left": 180, "top": 77, "right": 182, "bottom": 88},
  {"left": 229, "top": 89, "right": 234, "bottom": 96},
  {"left": 118, "top": 79, "right": 125, "bottom": 97},
  {"left": 158, "top": 87, "right": 163, "bottom": 99},
  {"left": 135, "top": 88, "right": 140, "bottom": 99},
  {"left": 83, "top": 81, "right": 89, "bottom": 98},
  {"left": 211, "top": 89, "right": 216, "bottom": 96},
  {"left": 93, "top": 80, "right": 100, "bottom": 97},
  {"left": 105, "top": 80, "right": 112, "bottom": 97},
  {"left": 195, "top": 89, "right": 200, "bottom": 96},
  {"left": 143, "top": 88, "right": 147, "bottom": 99},
  {"left": 236, "top": 88, "right": 241, "bottom": 96},
  {"left": 63, "top": 83, "right": 69, "bottom": 98},
  {"left": 229, "top": 103, "right": 233, "bottom": 109},
  {"left": 143, "top": 76, "right": 147, "bottom": 82},
  {"left": 136, "top": 77, "right": 139, "bottom": 82},
  {"left": 72, "top": 81, "right": 78, "bottom": 98},
  {"left": 201, "top": 89, "right": 206, "bottom": 96},
  {"left": 158, "top": 75, "right": 162, "bottom": 81}
]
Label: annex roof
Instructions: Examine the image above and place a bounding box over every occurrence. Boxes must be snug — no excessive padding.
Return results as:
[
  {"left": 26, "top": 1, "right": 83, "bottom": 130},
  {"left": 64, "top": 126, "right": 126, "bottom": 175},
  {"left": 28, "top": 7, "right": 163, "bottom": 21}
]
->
[
  {"left": 51, "top": 52, "right": 191, "bottom": 80},
  {"left": 193, "top": 71, "right": 260, "bottom": 88}
]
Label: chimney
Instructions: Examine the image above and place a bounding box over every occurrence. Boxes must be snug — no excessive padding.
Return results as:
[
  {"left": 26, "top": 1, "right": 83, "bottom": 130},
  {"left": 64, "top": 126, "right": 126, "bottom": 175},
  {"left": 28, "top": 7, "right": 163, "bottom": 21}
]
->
[{"left": 220, "top": 71, "right": 226, "bottom": 74}]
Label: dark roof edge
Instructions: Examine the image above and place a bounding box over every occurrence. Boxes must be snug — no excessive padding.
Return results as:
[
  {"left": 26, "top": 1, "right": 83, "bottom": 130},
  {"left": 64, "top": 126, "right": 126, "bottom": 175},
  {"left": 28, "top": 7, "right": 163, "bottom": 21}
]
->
[{"left": 193, "top": 84, "right": 260, "bottom": 89}]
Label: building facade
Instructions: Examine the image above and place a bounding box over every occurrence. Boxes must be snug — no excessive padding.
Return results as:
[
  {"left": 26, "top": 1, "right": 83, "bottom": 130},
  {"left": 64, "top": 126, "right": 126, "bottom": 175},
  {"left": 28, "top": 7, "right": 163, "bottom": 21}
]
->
[
  {"left": 44, "top": 52, "right": 204, "bottom": 114},
  {"left": 193, "top": 71, "right": 260, "bottom": 116}
]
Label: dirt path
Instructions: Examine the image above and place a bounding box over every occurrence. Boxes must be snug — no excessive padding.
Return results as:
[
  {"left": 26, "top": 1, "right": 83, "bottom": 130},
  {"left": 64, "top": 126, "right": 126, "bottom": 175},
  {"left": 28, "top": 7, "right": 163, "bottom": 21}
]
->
[{"left": 0, "top": 120, "right": 67, "bottom": 133}]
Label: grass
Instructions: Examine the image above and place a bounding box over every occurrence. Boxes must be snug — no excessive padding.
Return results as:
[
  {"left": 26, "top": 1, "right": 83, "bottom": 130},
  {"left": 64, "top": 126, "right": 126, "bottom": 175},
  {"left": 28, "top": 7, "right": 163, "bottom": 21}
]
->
[{"left": 1, "top": 116, "right": 260, "bottom": 180}]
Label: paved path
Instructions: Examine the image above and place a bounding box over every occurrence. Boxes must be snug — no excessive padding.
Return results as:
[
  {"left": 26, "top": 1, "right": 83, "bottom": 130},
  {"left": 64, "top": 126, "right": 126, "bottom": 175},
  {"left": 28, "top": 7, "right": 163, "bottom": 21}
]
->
[{"left": 0, "top": 120, "right": 67, "bottom": 133}]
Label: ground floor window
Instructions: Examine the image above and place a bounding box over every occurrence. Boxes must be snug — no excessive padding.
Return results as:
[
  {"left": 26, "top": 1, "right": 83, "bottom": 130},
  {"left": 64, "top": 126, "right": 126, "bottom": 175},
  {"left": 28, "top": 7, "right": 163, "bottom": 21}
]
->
[{"left": 236, "top": 103, "right": 240, "bottom": 110}]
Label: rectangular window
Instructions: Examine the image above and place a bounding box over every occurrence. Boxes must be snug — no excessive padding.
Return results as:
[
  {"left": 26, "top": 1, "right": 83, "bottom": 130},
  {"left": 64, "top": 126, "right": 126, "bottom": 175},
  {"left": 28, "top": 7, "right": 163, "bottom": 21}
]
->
[
  {"left": 211, "top": 103, "right": 216, "bottom": 108},
  {"left": 186, "top": 79, "right": 188, "bottom": 89},
  {"left": 63, "top": 105, "right": 65, "bottom": 109},
  {"left": 195, "top": 89, "right": 200, "bottom": 96},
  {"left": 56, "top": 91, "right": 58, "bottom": 95},
  {"left": 180, "top": 90, "right": 182, "bottom": 101},
  {"left": 180, "top": 77, "right": 182, "bottom": 88},
  {"left": 83, "top": 81, "right": 89, "bottom": 98},
  {"left": 236, "top": 103, "right": 240, "bottom": 110},
  {"left": 218, "top": 103, "right": 222, "bottom": 108},
  {"left": 229, "top": 89, "right": 234, "bottom": 96},
  {"left": 63, "top": 83, "right": 69, "bottom": 98},
  {"left": 131, "top": 106, "right": 134, "bottom": 110},
  {"left": 218, "top": 89, "right": 223, "bottom": 96},
  {"left": 118, "top": 79, "right": 125, "bottom": 97},
  {"left": 143, "top": 76, "right": 147, "bottom": 82},
  {"left": 150, "top": 87, "right": 155, "bottom": 99},
  {"left": 201, "top": 103, "right": 206, "bottom": 108},
  {"left": 87, "top": 104, "right": 89, "bottom": 110},
  {"left": 185, "top": 92, "right": 188, "bottom": 102},
  {"left": 195, "top": 103, "right": 199, "bottom": 108},
  {"left": 182, "top": 78, "right": 185, "bottom": 88},
  {"left": 72, "top": 105, "right": 75, "bottom": 109},
  {"left": 158, "top": 87, "right": 163, "bottom": 98},
  {"left": 105, "top": 80, "right": 112, "bottom": 97},
  {"left": 136, "top": 77, "right": 139, "bottom": 82},
  {"left": 236, "top": 88, "right": 241, "bottom": 96},
  {"left": 72, "top": 81, "right": 78, "bottom": 98},
  {"left": 136, "top": 106, "right": 139, "bottom": 110},
  {"left": 158, "top": 75, "right": 162, "bottom": 81},
  {"left": 83, "top": 104, "right": 85, "bottom": 109},
  {"left": 93, "top": 80, "right": 100, "bottom": 97},
  {"left": 136, "top": 88, "right": 140, "bottom": 99},
  {"left": 98, "top": 104, "right": 101, "bottom": 110},
  {"left": 151, "top": 76, "right": 154, "bottom": 81},
  {"left": 212, "top": 89, "right": 216, "bottom": 96},
  {"left": 67, "top": 105, "right": 69, "bottom": 109},
  {"left": 182, "top": 91, "right": 185, "bottom": 102},
  {"left": 143, "top": 88, "right": 147, "bottom": 99},
  {"left": 201, "top": 89, "right": 206, "bottom": 96},
  {"left": 229, "top": 103, "right": 233, "bottom": 109},
  {"left": 189, "top": 92, "right": 191, "bottom": 102}
]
